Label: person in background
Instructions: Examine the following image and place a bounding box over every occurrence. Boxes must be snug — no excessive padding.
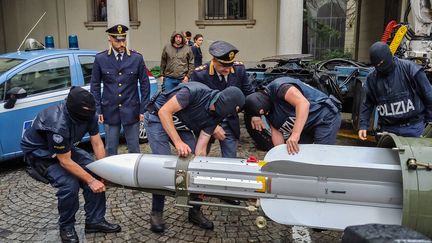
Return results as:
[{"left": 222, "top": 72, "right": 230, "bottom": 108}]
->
[
  {"left": 160, "top": 31, "right": 194, "bottom": 92},
  {"left": 185, "top": 31, "right": 194, "bottom": 46},
  {"left": 192, "top": 34, "right": 203, "bottom": 67}
]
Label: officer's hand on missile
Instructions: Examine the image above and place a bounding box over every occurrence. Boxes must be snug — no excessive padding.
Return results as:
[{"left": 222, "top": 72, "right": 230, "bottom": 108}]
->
[
  {"left": 98, "top": 114, "right": 104, "bottom": 124},
  {"left": 213, "top": 125, "right": 226, "bottom": 141},
  {"left": 251, "top": 116, "right": 264, "bottom": 131},
  {"left": 286, "top": 133, "right": 300, "bottom": 155},
  {"left": 175, "top": 141, "right": 192, "bottom": 157},
  {"left": 358, "top": 130, "right": 367, "bottom": 140},
  {"left": 88, "top": 178, "right": 106, "bottom": 193}
]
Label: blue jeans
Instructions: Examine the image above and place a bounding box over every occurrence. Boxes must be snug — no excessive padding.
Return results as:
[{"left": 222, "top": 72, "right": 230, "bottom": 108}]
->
[
  {"left": 163, "top": 77, "right": 182, "bottom": 92},
  {"left": 45, "top": 147, "right": 106, "bottom": 229},
  {"left": 207, "top": 121, "right": 238, "bottom": 158},
  {"left": 382, "top": 120, "right": 424, "bottom": 137},
  {"left": 104, "top": 122, "right": 140, "bottom": 156},
  {"left": 144, "top": 113, "right": 199, "bottom": 212},
  {"left": 300, "top": 108, "right": 342, "bottom": 145}
]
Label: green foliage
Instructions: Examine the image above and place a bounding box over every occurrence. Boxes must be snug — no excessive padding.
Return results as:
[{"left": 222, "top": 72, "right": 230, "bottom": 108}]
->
[
  {"left": 150, "top": 66, "right": 160, "bottom": 78},
  {"left": 319, "top": 49, "right": 352, "bottom": 61}
]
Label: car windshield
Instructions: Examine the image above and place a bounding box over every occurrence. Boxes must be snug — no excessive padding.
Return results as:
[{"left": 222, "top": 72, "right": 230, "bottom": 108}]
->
[{"left": 0, "top": 58, "right": 25, "bottom": 76}]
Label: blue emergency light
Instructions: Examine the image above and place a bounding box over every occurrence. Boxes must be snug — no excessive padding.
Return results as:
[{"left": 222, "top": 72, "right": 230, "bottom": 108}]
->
[
  {"left": 44, "top": 35, "right": 55, "bottom": 48},
  {"left": 68, "top": 35, "right": 79, "bottom": 49}
]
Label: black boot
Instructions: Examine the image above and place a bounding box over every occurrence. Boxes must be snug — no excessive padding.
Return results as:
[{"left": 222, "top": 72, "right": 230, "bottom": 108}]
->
[
  {"left": 85, "top": 219, "right": 121, "bottom": 233},
  {"left": 60, "top": 226, "right": 79, "bottom": 243},
  {"left": 150, "top": 211, "right": 166, "bottom": 233},
  {"left": 188, "top": 208, "right": 214, "bottom": 230}
]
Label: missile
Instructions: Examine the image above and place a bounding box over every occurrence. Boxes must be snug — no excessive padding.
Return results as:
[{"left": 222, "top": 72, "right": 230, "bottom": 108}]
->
[{"left": 86, "top": 133, "right": 432, "bottom": 237}]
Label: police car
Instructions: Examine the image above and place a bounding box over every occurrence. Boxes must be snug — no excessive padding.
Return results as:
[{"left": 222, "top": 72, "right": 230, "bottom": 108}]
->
[{"left": 0, "top": 37, "right": 157, "bottom": 162}]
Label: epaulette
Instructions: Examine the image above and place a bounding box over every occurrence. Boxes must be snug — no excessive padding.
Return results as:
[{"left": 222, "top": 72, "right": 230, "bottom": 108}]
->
[
  {"left": 195, "top": 64, "right": 208, "bottom": 71},
  {"left": 233, "top": 61, "right": 244, "bottom": 65},
  {"left": 98, "top": 49, "right": 109, "bottom": 55}
]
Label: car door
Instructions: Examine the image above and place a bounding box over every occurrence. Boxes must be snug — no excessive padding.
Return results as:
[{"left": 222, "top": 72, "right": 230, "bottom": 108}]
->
[{"left": 0, "top": 55, "right": 75, "bottom": 161}]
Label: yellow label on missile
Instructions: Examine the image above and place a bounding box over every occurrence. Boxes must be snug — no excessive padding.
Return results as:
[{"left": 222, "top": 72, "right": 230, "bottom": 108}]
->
[
  {"left": 389, "top": 25, "right": 407, "bottom": 55},
  {"left": 255, "top": 176, "right": 266, "bottom": 193},
  {"left": 258, "top": 161, "right": 267, "bottom": 167}
]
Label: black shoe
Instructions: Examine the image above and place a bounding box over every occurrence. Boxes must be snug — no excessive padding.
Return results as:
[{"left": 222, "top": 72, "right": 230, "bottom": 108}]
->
[
  {"left": 150, "top": 211, "right": 166, "bottom": 233},
  {"left": 188, "top": 208, "right": 214, "bottom": 230},
  {"left": 60, "top": 227, "right": 79, "bottom": 243},
  {"left": 220, "top": 198, "right": 241, "bottom": 205},
  {"left": 85, "top": 219, "right": 121, "bottom": 233}
]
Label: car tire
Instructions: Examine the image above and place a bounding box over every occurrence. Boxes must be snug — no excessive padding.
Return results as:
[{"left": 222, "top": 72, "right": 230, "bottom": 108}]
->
[
  {"left": 244, "top": 113, "right": 273, "bottom": 151},
  {"left": 139, "top": 121, "right": 148, "bottom": 144},
  {"left": 351, "top": 80, "right": 363, "bottom": 131}
]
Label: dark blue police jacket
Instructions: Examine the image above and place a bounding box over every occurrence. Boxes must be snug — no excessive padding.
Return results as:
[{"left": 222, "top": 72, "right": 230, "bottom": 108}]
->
[
  {"left": 266, "top": 77, "right": 338, "bottom": 135},
  {"left": 90, "top": 47, "right": 150, "bottom": 125},
  {"left": 21, "top": 103, "right": 98, "bottom": 159},
  {"left": 154, "top": 82, "right": 222, "bottom": 136},
  {"left": 359, "top": 57, "right": 432, "bottom": 129},
  {"left": 191, "top": 61, "right": 254, "bottom": 138}
]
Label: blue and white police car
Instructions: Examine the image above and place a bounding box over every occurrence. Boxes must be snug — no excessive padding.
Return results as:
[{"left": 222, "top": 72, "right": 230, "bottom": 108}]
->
[{"left": 0, "top": 37, "right": 158, "bottom": 162}]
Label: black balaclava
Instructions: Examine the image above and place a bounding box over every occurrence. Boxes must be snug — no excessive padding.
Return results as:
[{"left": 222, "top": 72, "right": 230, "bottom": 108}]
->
[
  {"left": 244, "top": 91, "right": 272, "bottom": 116},
  {"left": 66, "top": 86, "right": 96, "bottom": 122},
  {"left": 369, "top": 41, "right": 394, "bottom": 74},
  {"left": 214, "top": 86, "right": 245, "bottom": 117}
]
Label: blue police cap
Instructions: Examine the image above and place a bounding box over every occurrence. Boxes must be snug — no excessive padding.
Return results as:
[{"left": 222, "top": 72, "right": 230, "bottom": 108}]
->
[
  {"left": 209, "top": 41, "right": 239, "bottom": 66},
  {"left": 106, "top": 24, "right": 128, "bottom": 40}
]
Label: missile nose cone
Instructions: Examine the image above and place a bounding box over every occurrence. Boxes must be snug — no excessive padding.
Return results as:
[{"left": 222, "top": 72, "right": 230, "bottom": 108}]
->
[{"left": 87, "top": 153, "right": 142, "bottom": 187}]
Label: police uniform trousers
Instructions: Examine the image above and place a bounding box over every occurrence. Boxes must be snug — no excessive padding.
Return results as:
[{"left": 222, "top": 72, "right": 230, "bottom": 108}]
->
[
  {"left": 207, "top": 120, "right": 238, "bottom": 158},
  {"left": 144, "top": 113, "right": 201, "bottom": 212},
  {"left": 41, "top": 147, "right": 106, "bottom": 229},
  {"left": 298, "top": 107, "right": 342, "bottom": 145},
  {"left": 104, "top": 122, "right": 140, "bottom": 156},
  {"left": 381, "top": 120, "right": 424, "bottom": 137}
]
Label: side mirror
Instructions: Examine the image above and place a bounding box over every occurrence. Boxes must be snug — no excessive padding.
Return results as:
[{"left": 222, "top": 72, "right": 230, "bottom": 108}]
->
[{"left": 4, "top": 87, "right": 27, "bottom": 109}]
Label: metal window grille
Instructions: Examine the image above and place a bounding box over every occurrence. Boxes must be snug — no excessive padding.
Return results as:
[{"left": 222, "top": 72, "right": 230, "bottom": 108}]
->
[{"left": 205, "top": 0, "right": 247, "bottom": 20}]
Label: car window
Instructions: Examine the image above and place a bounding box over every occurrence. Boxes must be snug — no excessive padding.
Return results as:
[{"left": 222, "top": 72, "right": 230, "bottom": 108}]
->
[
  {"left": 4, "top": 57, "right": 71, "bottom": 99},
  {"left": 78, "top": 56, "right": 95, "bottom": 85},
  {"left": 0, "top": 82, "right": 4, "bottom": 100},
  {"left": 0, "top": 58, "right": 25, "bottom": 76}
]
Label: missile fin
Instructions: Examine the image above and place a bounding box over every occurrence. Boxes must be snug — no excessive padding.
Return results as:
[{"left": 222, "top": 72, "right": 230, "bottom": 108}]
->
[{"left": 260, "top": 198, "right": 402, "bottom": 230}]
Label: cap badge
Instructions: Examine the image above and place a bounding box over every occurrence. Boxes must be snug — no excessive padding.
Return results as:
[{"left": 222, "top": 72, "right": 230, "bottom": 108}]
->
[
  {"left": 117, "top": 25, "right": 123, "bottom": 34},
  {"left": 229, "top": 51, "right": 235, "bottom": 60}
]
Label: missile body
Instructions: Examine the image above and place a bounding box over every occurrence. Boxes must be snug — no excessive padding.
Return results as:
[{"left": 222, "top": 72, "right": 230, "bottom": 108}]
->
[{"left": 87, "top": 140, "right": 407, "bottom": 231}]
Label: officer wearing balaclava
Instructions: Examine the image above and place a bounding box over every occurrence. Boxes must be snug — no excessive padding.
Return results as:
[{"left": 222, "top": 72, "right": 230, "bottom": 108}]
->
[
  {"left": 358, "top": 42, "right": 432, "bottom": 139},
  {"left": 144, "top": 81, "right": 245, "bottom": 233},
  {"left": 244, "top": 77, "right": 342, "bottom": 155},
  {"left": 21, "top": 87, "right": 121, "bottom": 242}
]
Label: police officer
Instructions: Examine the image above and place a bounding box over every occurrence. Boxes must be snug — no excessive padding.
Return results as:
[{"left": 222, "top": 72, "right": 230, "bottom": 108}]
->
[
  {"left": 358, "top": 42, "right": 432, "bottom": 139},
  {"left": 245, "top": 77, "right": 342, "bottom": 154},
  {"left": 144, "top": 82, "right": 245, "bottom": 233},
  {"left": 191, "top": 41, "right": 254, "bottom": 159},
  {"left": 90, "top": 24, "right": 150, "bottom": 156},
  {"left": 21, "top": 87, "right": 121, "bottom": 243}
]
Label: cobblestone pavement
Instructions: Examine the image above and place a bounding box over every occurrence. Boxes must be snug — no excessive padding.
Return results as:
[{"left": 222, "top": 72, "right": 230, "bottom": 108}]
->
[{"left": 0, "top": 114, "right": 372, "bottom": 242}]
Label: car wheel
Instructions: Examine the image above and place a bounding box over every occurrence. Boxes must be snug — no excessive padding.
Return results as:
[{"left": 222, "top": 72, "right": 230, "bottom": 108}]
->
[
  {"left": 351, "top": 80, "right": 363, "bottom": 131},
  {"left": 139, "top": 121, "right": 148, "bottom": 144},
  {"left": 244, "top": 113, "right": 273, "bottom": 151}
]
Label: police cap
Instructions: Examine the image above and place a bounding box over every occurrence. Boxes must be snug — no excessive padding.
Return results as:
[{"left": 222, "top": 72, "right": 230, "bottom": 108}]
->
[
  {"left": 209, "top": 41, "right": 239, "bottom": 66},
  {"left": 106, "top": 24, "right": 128, "bottom": 40}
]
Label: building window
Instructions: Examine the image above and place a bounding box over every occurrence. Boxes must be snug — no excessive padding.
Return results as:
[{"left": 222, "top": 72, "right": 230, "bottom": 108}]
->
[
  {"left": 84, "top": 0, "right": 140, "bottom": 29},
  {"left": 196, "top": 0, "right": 255, "bottom": 28}
]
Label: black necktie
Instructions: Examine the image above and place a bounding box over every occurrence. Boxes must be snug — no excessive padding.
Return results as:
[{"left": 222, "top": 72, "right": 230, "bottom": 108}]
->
[
  {"left": 117, "top": 53, "right": 122, "bottom": 62},
  {"left": 220, "top": 75, "right": 226, "bottom": 83}
]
